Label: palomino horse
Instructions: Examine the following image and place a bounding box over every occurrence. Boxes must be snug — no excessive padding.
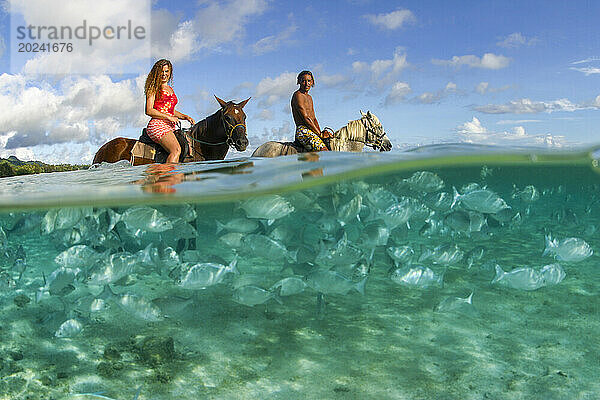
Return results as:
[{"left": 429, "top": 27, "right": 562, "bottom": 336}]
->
[
  {"left": 251, "top": 111, "right": 392, "bottom": 157},
  {"left": 93, "top": 96, "right": 250, "bottom": 165}
]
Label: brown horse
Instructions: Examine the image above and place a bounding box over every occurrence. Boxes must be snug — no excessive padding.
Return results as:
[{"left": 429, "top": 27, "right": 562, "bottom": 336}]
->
[
  {"left": 93, "top": 96, "right": 250, "bottom": 165},
  {"left": 251, "top": 111, "right": 392, "bottom": 157}
]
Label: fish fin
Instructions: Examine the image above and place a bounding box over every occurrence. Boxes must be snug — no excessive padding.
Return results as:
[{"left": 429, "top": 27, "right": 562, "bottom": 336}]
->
[
  {"left": 543, "top": 234, "right": 555, "bottom": 256},
  {"left": 106, "top": 208, "right": 121, "bottom": 232},
  {"left": 272, "top": 292, "right": 284, "bottom": 305},
  {"left": 491, "top": 264, "right": 505, "bottom": 284},
  {"left": 355, "top": 277, "right": 368, "bottom": 295},
  {"left": 418, "top": 248, "right": 432, "bottom": 262},
  {"left": 132, "top": 385, "right": 143, "bottom": 400},
  {"left": 466, "top": 292, "right": 474, "bottom": 304},
  {"left": 451, "top": 186, "right": 460, "bottom": 209},
  {"left": 98, "top": 284, "right": 116, "bottom": 301},
  {"left": 228, "top": 256, "right": 240, "bottom": 275},
  {"left": 215, "top": 220, "right": 225, "bottom": 234},
  {"left": 289, "top": 249, "right": 298, "bottom": 263}
]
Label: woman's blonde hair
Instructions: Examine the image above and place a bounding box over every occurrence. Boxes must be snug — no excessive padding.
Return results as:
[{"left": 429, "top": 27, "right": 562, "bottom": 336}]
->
[{"left": 144, "top": 59, "right": 173, "bottom": 100}]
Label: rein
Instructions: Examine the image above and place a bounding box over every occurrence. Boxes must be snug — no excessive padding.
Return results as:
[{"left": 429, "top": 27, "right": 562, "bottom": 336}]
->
[{"left": 185, "top": 109, "right": 247, "bottom": 148}]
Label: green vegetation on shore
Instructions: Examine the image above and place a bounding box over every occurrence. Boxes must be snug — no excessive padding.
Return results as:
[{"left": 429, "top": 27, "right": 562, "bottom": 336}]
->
[{"left": 0, "top": 156, "right": 89, "bottom": 178}]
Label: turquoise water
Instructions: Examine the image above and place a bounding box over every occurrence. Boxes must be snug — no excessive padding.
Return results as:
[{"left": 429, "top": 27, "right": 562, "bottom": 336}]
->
[{"left": 0, "top": 145, "right": 599, "bottom": 399}]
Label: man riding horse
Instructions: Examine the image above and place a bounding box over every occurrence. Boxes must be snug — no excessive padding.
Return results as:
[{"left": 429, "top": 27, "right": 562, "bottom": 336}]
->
[{"left": 292, "top": 70, "right": 334, "bottom": 152}]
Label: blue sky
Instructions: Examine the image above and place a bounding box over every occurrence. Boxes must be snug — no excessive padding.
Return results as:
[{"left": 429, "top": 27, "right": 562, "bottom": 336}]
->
[{"left": 0, "top": 0, "right": 599, "bottom": 164}]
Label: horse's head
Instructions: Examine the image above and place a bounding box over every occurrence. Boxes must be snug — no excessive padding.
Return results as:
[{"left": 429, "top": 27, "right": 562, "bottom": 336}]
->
[
  {"left": 360, "top": 110, "right": 392, "bottom": 152},
  {"left": 215, "top": 95, "right": 250, "bottom": 151}
]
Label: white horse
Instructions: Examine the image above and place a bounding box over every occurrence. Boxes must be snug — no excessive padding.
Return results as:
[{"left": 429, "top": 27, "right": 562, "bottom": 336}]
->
[{"left": 251, "top": 111, "right": 392, "bottom": 157}]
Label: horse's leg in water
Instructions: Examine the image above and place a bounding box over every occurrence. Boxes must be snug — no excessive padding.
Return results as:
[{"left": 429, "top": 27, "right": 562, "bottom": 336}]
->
[{"left": 158, "top": 131, "right": 181, "bottom": 163}]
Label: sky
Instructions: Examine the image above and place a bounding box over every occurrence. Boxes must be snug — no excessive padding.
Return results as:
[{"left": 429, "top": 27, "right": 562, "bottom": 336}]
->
[{"left": 0, "top": 0, "right": 599, "bottom": 164}]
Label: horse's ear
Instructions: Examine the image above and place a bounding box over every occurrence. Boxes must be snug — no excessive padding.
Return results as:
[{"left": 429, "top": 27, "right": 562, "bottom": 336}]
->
[
  {"left": 367, "top": 111, "right": 372, "bottom": 118},
  {"left": 360, "top": 110, "right": 366, "bottom": 117},
  {"left": 215, "top": 95, "right": 227, "bottom": 108},
  {"left": 238, "top": 97, "right": 251, "bottom": 109}
]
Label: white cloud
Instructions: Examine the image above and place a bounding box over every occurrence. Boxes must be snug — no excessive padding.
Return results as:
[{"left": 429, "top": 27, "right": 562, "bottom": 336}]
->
[
  {"left": 257, "top": 109, "right": 274, "bottom": 120},
  {"left": 570, "top": 67, "right": 600, "bottom": 76},
  {"left": 445, "top": 82, "right": 457, "bottom": 92},
  {"left": 476, "top": 82, "right": 489, "bottom": 95},
  {"left": 497, "top": 119, "right": 542, "bottom": 125},
  {"left": 497, "top": 33, "right": 538, "bottom": 48},
  {"left": 475, "top": 81, "right": 511, "bottom": 94},
  {"left": 458, "top": 117, "right": 487, "bottom": 135},
  {"left": 254, "top": 72, "right": 297, "bottom": 108},
  {"left": 194, "top": 0, "right": 268, "bottom": 49},
  {"left": 385, "top": 81, "right": 411, "bottom": 105},
  {"left": 571, "top": 57, "right": 600, "bottom": 65},
  {"left": 252, "top": 24, "right": 297, "bottom": 55},
  {"left": 432, "top": 53, "right": 511, "bottom": 69},
  {"left": 0, "top": 73, "right": 145, "bottom": 149},
  {"left": 11, "top": 0, "right": 151, "bottom": 75},
  {"left": 364, "top": 9, "right": 416, "bottom": 30},
  {"left": 351, "top": 48, "right": 410, "bottom": 90},
  {"left": 456, "top": 117, "right": 565, "bottom": 147},
  {"left": 474, "top": 98, "right": 591, "bottom": 114},
  {"left": 410, "top": 82, "right": 459, "bottom": 105}
]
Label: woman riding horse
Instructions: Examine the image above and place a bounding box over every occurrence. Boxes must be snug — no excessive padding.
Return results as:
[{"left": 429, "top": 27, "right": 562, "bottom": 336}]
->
[{"left": 145, "top": 59, "right": 195, "bottom": 163}]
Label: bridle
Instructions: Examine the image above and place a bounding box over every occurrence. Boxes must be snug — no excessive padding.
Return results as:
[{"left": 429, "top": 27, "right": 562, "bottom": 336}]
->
[
  {"left": 184, "top": 107, "right": 247, "bottom": 148},
  {"left": 360, "top": 115, "right": 386, "bottom": 150}
]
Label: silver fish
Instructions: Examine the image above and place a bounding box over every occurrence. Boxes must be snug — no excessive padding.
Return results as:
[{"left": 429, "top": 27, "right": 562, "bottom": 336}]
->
[
  {"left": 99, "top": 285, "right": 163, "bottom": 321},
  {"left": 177, "top": 258, "right": 239, "bottom": 289},
  {"left": 87, "top": 253, "right": 138, "bottom": 286},
  {"left": 403, "top": 171, "right": 445, "bottom": 193},
  {"left": 543, "top": 235, "right": 592, "bottom": 262},
  {"left": 512, "top": 184, "right": 539, "bottom": 203},
  {"left": 55, "top": 245, "right": 106, "bottom": 269},
  {"left": 218, "top": 232, "right": 245, "bottom": 248},
  {"left": 315, "top": 234, "right": 363, "bottom": 267},
  {"left": 336, "top": 195, "right": 362, "bottom": 225},
  {"left": 491, "top": 265, "right": 545, "bottom": 291},
  {"left": 419, "top": 243, "right": 464, "bottom": 266},
  {"left": 55, "top": 318, "right": 83, "bottom": 338},
  {"left": 233, "top": 285, "right": 282, "bottom": 306},
  {"left": 365, "top": 187, "right": 398, "bottom": 209},
  {"left": 240, "top": 195, "right": 294, "bottom": 222},
  {"left": 112, "top": 207, "right": 173, "bottom": 233},
  {"left": 436, "top": 292, "right": 476, "bottom": 315},
  {"left": 270, "top": 276, "right": 307, "bottom": 296},
  {"left": 45, "top": 266, "right": 81, "bottom": 296},
  {"left": 390, "top": 265, "right": 443, "bottom": 288},
  {"left": 540, "top": 263, "right": 566, "bottom": 285},
  {"left": 215, "top": 218, "right": 260, "bottom": 234},
  {"left": 156, "top": 203, "right": 197, "bottom": 222},
  {"left": 360, "top": 220, "right": 390, "bottom": 247},
  {"left": 243, "top": 234, "right": 297, "bottom": 263},
  {"left": 452, "top": 187, "right": 510, "bottom": 214},
  {"left": 387, "top": 246, "right": 415, "bottom": 265},
  {"left": 305, "top": 270, "right": 367, "bottom": 295}
]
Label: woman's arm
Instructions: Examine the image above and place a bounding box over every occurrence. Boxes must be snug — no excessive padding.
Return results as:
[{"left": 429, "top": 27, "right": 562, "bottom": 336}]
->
[
  {"left": 145, "top": 91, "right": 178, "bottom": 123},
  {"left": 173, "top": 109, "right": 195, "bottom": 125}
]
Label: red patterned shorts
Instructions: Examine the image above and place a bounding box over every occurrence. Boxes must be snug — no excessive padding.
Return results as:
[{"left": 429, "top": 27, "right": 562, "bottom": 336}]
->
[
  {"left": 295, "top": 125, "right": 328, "bottom": 151},
  {"left": 147, "top": 118, "right": 176, "bottom": 142}
]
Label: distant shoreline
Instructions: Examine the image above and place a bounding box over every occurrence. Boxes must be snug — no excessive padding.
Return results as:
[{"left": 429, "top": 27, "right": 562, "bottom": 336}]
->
[{"left": 0, "top": 156, "right": 89, "bottom": 178}]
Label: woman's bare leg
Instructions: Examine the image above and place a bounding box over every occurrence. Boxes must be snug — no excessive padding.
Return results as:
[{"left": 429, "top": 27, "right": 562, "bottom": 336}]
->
[{"left": 158, "top": 131, "right": 181, "bottom": 163}]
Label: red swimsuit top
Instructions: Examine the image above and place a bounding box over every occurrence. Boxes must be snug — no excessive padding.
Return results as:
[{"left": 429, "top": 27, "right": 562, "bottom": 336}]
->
[{"left": 153, "top": 87, "right": 178, "bottom": 115}]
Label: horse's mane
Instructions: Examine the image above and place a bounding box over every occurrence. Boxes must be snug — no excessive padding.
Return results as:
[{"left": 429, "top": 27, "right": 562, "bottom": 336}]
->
[{"left": 333, "top": 118, "right": 365, "bottom": 142}]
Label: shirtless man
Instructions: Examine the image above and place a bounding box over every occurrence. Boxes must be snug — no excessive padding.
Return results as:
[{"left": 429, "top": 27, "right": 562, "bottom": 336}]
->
[{"left": 291, "top": 70, "right": 332, "bottom": 151}]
